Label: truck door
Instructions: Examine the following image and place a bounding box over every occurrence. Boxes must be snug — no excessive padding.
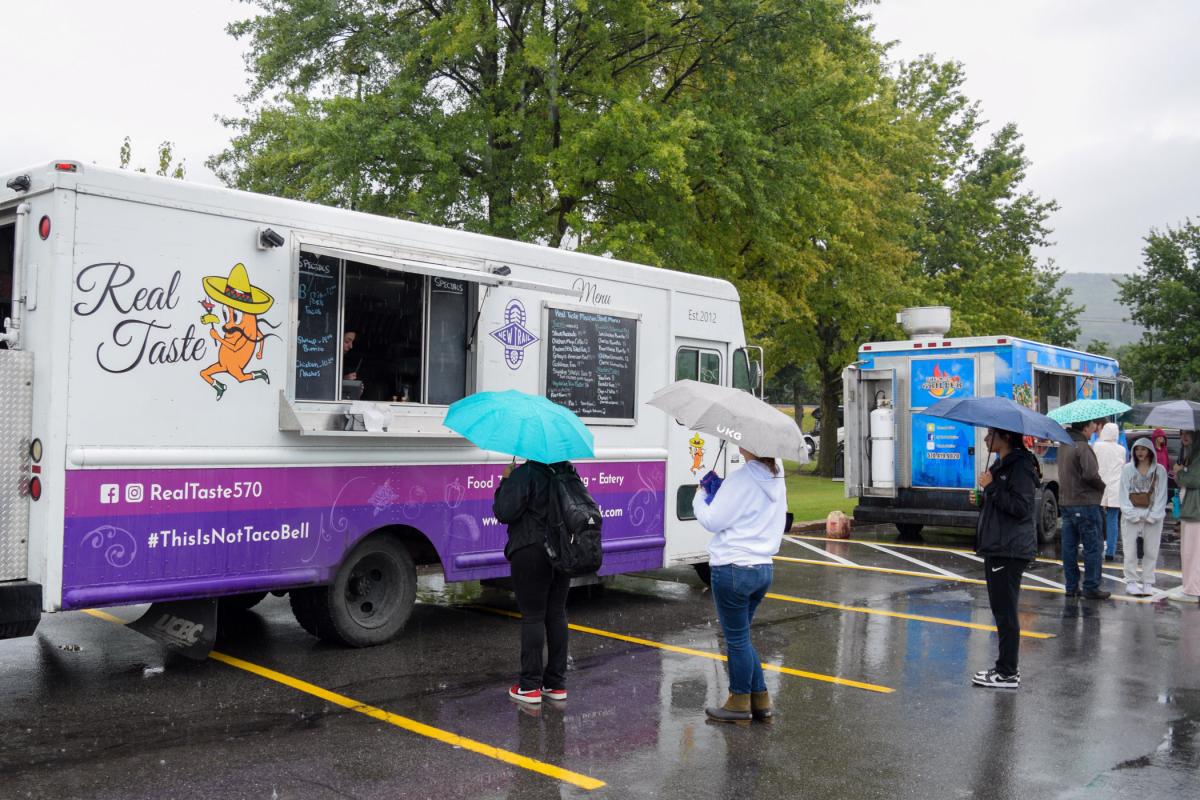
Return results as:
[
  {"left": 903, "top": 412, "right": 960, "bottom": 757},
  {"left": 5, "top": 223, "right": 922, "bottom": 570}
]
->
[
  {"left": 665, "top": 340, "right": 730, "bottom": 562},
  {"left": 843, "top": 365, "right": 897, "bottom": 499}
]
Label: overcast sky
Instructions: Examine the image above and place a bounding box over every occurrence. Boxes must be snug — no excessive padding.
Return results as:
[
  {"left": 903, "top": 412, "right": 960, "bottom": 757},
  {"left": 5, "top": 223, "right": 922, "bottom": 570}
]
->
[{"left": 3, "top": 0, "right": 1196, "bottom": 275}]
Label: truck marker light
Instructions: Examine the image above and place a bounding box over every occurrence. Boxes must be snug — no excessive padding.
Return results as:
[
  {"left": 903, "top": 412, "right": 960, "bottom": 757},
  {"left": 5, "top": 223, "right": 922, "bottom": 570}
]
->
[
  {"left": 29, "top": 477, "right": 41, "bottom": 501},
  {"left": 38, "top": 216, "right": 51, "bottom": 239},
  {"left": 29, "top": 438, "right": 43, "bottom": 462},
  {"left": 997, "top": 338, "right": 1008, "bottom": 344},
  {"left": 54, "top": 162, "right": 79, "bottom": 172},
  {"left": 31, "top": 465, "right": 41, "bottom": 474},
  {"left": 942, "top": 341, "right": 951, "bottom": 346},
  {"left": 914, "top": 343, "right": 923, "bottom": 348}
]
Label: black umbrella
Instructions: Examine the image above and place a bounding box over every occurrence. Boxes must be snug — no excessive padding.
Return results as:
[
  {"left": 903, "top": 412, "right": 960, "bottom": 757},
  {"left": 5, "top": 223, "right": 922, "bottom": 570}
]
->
[{"left": 1127, "top": 400, "right": 1200, "bottom": 430}]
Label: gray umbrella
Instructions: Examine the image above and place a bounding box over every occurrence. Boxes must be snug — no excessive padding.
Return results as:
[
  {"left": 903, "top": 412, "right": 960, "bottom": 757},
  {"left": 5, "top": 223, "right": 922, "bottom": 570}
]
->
[
  {"left": 1128, "top": 399, "right": 1200, "bottom": 430},
  {"left": 647, "top": 380, "right": 809, "bottom": 463}
]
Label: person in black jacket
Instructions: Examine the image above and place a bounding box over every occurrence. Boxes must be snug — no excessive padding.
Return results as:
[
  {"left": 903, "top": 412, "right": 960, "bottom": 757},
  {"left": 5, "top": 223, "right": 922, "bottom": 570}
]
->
[
  {"left": 972, "top": 428, "right": 1039, "bottom": 689},
  {"left": 493, "top": 459, "right": 571, "bottom": 705}
]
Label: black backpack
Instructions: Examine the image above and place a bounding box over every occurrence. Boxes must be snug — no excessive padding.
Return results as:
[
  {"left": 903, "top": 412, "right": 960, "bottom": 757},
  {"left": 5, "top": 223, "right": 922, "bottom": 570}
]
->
[{"left": 541, "top": 464, "right": 604, "bottom": 577}]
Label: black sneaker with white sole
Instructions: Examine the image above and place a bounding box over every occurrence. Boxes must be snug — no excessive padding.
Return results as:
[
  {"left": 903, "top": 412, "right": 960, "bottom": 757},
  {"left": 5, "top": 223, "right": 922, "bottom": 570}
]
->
[{"left": 972, "top": 669, "right": 1019, "bottom": 689}]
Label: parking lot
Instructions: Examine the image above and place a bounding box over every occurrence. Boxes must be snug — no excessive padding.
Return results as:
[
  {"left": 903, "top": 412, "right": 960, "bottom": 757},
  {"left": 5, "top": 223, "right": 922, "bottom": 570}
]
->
[{"left": 2, "top": 528, "right": 1198, "bottom": 800}]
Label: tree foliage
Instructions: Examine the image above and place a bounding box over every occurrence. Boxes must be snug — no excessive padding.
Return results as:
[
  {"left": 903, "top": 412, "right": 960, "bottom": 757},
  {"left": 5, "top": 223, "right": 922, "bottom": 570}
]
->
[
  {"left": 1118, "top": 220, "right": 1200, "bottom": 396},
  {"left": 119, "top": 136, "right": 186, "bottom": 179}
]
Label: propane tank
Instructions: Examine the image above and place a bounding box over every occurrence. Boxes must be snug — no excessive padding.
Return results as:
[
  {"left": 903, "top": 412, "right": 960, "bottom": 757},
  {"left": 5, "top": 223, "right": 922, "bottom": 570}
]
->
[{"left": 869, "top": 397, "right": 895, "bottom": 489}]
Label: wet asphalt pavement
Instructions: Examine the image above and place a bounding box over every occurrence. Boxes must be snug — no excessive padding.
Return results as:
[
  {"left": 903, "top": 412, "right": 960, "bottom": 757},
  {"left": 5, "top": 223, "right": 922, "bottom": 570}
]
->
[{"left": 2, "top": 526, "right": 1198, "bottom": 800}]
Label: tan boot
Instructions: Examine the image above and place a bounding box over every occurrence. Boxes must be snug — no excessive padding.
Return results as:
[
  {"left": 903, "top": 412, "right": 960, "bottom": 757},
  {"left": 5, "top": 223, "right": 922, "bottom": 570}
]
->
[
  {"left": 705, "top": 693, "right": 752, "bottom": 724},
  {"left": 751, "top": 690, "right": 773, "bottom": 722}
]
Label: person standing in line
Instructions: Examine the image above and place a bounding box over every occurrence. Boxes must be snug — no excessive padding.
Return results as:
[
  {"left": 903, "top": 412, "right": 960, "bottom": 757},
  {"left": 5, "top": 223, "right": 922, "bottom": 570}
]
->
[
  {"left": 1118, "top": 438, "right": 1169, "bottom": 596},
  {"left": 493, "top": 459, "right": 572, "bottom": 704},
  {"left": 693, "top": 448, "right": 788, "bottom": 724},
  {"left": 1171, "top": 430, "right": 1200, "bottom": 601},
  {"left": 972, "top": 428, "right": 1039, "bottom": 689},
  {"left": 1093, "top": 422, "right": 1127, "bottom": 562},
  {"left": 1152, "top": 428, "right": 1173, "bottom": 473},
  {"left": 1058, "top": 417, "right": 1112, "bottom": 599}
]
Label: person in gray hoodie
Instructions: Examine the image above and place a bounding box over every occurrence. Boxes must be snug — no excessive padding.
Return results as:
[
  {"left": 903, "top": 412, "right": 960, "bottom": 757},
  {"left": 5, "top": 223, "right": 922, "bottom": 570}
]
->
[
  {"left": 1057, "top": 418, "right": 1111, "bottom": 599},
  {"left": 1118, "top": 438, "right": 1169, "bottom": 596},
  {"left": 692, "top": 447, "right": 788, "bottom": 724}
]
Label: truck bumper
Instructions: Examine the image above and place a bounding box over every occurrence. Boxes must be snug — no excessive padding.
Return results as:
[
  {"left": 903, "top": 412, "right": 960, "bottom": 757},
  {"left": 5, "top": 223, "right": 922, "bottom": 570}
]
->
[
  {"left": 0, "top": 581, "right": 42, "bottom": 639},
  {"left": 853, "top": 504, "right": 979, "bottom": 530}
]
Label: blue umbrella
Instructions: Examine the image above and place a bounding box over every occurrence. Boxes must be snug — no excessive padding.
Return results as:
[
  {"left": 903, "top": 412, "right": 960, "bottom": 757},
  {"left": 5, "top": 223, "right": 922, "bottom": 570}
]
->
[
  {"left": 444, "top": 390, "right": 594, "bottom": 463},
  {"left": 923, "top": 396, "right": 1073, "bottom": 444}
]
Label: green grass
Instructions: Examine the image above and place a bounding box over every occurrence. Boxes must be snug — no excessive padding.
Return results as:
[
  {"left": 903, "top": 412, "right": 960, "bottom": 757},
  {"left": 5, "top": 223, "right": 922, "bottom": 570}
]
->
[
  {"left": 782, "top": 459, "right": 857, "bottom": 522},
  {"left": 773, "top": 404, "right": 817, "bottom": 433}
]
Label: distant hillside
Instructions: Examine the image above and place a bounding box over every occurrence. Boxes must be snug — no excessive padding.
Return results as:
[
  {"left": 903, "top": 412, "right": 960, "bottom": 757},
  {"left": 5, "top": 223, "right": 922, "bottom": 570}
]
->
[{"left": 1058, "top": 271, "right": 1144, "bottom": 349}]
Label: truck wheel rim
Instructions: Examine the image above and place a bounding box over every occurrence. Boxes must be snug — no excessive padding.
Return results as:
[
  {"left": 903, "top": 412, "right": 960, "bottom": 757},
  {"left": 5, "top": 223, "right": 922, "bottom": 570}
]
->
[{"left": 345, "top": 552, "right": 402, "bottom": 629}]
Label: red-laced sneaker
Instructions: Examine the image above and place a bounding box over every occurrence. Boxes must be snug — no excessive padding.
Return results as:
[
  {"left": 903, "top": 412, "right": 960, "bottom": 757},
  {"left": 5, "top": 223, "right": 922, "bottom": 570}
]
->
[
  {"left": 542, "top": 687, "right": 567, "bottom": 701},
  {"left": 509, "top": 685, "right": 542, "bottom": 704}
]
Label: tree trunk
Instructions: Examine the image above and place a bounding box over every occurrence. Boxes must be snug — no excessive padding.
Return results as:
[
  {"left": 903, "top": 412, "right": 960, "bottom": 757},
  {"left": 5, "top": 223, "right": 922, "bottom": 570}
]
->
[
  {"left": 816, "top": 371, "right": 840, "bottom": 478},
  {"left": 792, "top": 384, "right": 803, "bottom": 437}
]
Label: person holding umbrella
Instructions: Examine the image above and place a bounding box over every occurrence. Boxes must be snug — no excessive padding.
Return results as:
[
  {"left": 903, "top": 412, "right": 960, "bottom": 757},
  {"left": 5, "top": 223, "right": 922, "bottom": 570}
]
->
[
  {"left": 647, "top": 380, "right": 805, "bottom": 724},
  {"left": 972, "top": 427, "right": 1039, "bottom": 689},
  {"left": 443, "top": 390, "right": 596, "bottom": 704},
  {"left": 1172, "top": 429, "right": 1200, "bottom": 600}
]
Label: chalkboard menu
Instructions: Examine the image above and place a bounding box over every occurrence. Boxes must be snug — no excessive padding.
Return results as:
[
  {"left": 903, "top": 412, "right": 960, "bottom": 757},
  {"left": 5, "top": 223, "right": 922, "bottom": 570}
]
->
[
  {"left": 545, "top": 307, "right": 638, "bottom": 421},
  {"left": 427, "top": 275, "right": 469, "bottom": 405},
  {"left": 295, "top": 251, "right": 341, "bottom": 400}
]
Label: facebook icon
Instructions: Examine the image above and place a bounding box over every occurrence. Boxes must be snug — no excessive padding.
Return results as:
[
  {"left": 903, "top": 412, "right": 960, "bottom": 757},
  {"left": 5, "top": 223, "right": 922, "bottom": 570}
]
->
[{"left": 99, "top": 484, "right": 120, "bottom": 504}]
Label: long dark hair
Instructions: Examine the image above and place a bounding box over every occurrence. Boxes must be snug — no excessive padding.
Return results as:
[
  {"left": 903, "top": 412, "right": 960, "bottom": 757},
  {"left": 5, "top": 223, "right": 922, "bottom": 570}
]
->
[{"left": 990, "top": 428, "right": 1042, "bottom": 482}]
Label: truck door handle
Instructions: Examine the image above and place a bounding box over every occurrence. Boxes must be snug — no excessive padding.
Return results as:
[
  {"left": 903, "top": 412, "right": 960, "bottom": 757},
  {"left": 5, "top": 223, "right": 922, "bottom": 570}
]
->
[{"left": 968, "top": 447, "right": 975, "bottom": 455}]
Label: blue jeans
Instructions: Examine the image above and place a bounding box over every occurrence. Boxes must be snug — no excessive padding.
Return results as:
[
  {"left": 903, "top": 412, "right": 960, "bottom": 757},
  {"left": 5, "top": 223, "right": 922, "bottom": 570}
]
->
[
  {"left": 1103, "top": 506, "right": 1120, "bottom": 557},
  {"left": 710, "top": 564, "right": 772, "bottom": 695},
  {"left": 1061, "top": 505, "right": 1103, "bottom": 593}
]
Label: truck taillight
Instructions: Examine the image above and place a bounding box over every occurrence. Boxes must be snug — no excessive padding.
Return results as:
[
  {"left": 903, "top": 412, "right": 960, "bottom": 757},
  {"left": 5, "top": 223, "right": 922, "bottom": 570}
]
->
[
  {"left": 29, "top": 476, "right": 41, "bottom": 501},
  {"left": 38, "top": 216, "right": 50, "bottom": 239}
]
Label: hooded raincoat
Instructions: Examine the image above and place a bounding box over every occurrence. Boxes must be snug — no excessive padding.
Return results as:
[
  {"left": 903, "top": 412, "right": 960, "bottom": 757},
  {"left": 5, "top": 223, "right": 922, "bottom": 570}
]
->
[
  {"left": 1152, "top": 428, "right": 1172, "bottom": 472},
  {"left": 1119, "top": 438, "right": 1169, "bottom": 524},
  {"left": 693, "top": 459, "right": 788, "bottom": 565},
  {"left": 1093, "top": 422, "right": 1127, "bottom": 509}
]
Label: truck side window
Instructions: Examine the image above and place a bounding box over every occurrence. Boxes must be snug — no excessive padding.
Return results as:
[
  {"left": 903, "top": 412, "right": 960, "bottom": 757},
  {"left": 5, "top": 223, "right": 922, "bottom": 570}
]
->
[
  {"left": 675, "top": 347, "right": 720, "bottom": 384},
  {"left": 733, "top": 349, "right": 750, "bottom": 391}
]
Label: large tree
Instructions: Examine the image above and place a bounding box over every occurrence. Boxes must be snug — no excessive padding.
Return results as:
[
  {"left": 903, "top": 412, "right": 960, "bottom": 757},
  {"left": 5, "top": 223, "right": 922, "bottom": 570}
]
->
[{"left": 1118, "top": 219, "right": 1200, "bottom": 396}]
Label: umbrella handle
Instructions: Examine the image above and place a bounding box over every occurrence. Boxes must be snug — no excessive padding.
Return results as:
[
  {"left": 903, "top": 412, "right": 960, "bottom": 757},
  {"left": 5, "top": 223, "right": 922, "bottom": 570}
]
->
[{"left": 715, "top": 439, "right": 728, "bottom": 477}]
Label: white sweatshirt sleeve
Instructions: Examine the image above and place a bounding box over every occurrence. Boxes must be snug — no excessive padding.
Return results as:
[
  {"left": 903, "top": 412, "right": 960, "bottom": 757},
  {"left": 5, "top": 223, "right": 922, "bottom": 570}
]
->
[{"left": 692, "top": 470, "right": 748, "bottom": 533}]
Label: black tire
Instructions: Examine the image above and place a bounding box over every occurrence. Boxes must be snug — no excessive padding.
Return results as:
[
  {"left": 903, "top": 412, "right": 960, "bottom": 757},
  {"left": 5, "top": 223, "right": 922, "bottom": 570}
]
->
[
  {"left": 290, "top": 534, "right": 417, "bottom": 647},
  {"left": 1037, "top": 490, "right": 1060, "bottom": 545},
  {"left": 833, "top": 446, "right": 845, "bottom": 480},
  {"left": 895, "top": 523, "right": 924, "bottom": 539},
  {"left": 693, "top": 562, "right": 712, "bottom": 586},
  {"left": 218, "top": 592, "right": 268, "bottom": 614},
  {"left": 0, "top": 618, "right": 40, "bottom": 640}
]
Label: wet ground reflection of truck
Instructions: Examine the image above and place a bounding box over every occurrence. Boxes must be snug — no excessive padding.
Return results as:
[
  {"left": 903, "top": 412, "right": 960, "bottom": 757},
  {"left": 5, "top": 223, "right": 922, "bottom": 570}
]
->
[{"left": 843, "top": 307, "right": 1131, "bottom": 541}]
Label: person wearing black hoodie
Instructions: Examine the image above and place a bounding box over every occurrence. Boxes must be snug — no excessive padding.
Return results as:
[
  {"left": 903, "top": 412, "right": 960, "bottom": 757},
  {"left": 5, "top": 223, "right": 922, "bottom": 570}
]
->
[{"left": 972, "top": 428, "right": 1039, "bottom": 689}]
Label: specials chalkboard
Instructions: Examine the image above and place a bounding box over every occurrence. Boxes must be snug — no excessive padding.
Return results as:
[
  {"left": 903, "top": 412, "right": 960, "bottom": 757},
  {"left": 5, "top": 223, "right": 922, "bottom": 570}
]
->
[
  {"left": 295, "top": 251, "right": 341, "bottom": 400},
  {"left": 544, "top": 306, "right": 638, "bottom": 421}
]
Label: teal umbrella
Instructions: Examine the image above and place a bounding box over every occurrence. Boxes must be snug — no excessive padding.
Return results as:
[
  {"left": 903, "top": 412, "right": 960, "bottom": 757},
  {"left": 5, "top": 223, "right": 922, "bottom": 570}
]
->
[
  {"left": 1047, "top": 398, "right": 1130, "bottom": 425},
  {"left": 444, "top": 390, "right": 594, "bottom": 463}
]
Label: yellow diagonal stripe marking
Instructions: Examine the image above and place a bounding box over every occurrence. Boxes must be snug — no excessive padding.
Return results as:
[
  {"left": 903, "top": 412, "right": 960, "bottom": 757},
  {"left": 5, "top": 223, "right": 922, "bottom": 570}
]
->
[
  {"left": 83, "top": 609, "right": 604, "bottom": 790},
  {"left": 763, "top": 591, "right": 1054, "bottom": 639},
  {"left": 473, "top": 606, "right": 894, "bottom": 694},
  {"left": 772, "top": 555, "right": 1154, "bottom": 604}
]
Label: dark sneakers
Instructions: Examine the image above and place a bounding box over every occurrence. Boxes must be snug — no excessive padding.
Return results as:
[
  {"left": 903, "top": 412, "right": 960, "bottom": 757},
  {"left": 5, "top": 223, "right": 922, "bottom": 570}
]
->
[
  {"left": 1082, "top": 588, "right": 1112, "bottom": 599},
  {"left": 972, "top": 669, "right": 1019, "bottom": 689}
]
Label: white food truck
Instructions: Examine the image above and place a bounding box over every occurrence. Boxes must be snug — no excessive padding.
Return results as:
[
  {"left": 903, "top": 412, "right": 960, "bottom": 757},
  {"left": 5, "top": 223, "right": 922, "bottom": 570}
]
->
[{"left": 0, "top": 161, "right": 762, "bottom": 649}]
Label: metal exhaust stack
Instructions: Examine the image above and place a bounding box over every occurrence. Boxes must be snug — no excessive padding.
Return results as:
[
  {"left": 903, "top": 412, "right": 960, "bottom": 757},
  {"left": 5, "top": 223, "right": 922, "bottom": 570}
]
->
[{"left": 897, "top": 306, "right": 951, "bottom": 341}]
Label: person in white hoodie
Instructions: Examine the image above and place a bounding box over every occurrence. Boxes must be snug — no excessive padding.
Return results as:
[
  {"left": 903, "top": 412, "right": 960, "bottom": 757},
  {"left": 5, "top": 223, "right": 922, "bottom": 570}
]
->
[
  {"left": 692, "top": 448, "right": 787, "bottom": 724},
  {"left": 1119, "top": 437, "right": 1169, "bottom": 596},
  {"left": 1092, "top": 422, "right": 1128, "bottom": 561}
]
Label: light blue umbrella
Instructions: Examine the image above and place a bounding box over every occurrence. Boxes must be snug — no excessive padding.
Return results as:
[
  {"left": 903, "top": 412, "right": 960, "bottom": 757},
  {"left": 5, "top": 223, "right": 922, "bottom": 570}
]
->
[
  {"left": 444, "top": 390, "right": 594, "bottom": 463},
  {"left": 1047, "top": 398, "right": 1130, "bottom": 425}
]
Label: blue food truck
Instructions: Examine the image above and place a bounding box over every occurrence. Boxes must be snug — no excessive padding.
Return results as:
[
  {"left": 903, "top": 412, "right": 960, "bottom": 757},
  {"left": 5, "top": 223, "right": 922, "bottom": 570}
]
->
[{"left": 843, "top": 307, "right": 1131, "bottom": 541}]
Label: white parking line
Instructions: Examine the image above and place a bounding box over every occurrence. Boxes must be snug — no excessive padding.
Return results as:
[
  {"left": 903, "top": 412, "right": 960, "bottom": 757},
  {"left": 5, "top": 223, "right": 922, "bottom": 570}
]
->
[
  {"left": 859, "top": 542, "right": 964, "bottom": 579},
  {"left": 784, "top": 536, "right": 859, "bottom": 566},
  {"left": 956, "top": 551, "right": 1065, "bottom": 590}
]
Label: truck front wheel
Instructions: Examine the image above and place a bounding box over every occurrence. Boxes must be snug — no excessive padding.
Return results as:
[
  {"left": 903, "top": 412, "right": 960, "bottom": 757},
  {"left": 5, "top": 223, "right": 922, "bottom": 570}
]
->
[
  {"left": 1037, "top": 490, "right": 1060, "bottom": 545},
  {"left": 895, "top": 523, "right": 923, "bottom": 539},
  {"left": 291, "top": 534, "right": 417, "bottom": 647}
]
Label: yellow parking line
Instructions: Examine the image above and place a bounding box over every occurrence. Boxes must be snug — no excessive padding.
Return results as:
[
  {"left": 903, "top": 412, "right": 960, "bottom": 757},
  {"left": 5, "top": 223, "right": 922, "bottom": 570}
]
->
[
  {"left": 772, "top": 555, "right": 1154, "bottom": 604},
  {"left": 764, "top": 591, "right": 1055, "bottom": 639},
  {"left": 473, "top": 606, "right": 894, "bottom": 694},
  {"left": 82, "top": 609, "right": 604, "bottom": 790},
  {"left": 790, "top": 534, "right": 1184, "bottom": 577}
]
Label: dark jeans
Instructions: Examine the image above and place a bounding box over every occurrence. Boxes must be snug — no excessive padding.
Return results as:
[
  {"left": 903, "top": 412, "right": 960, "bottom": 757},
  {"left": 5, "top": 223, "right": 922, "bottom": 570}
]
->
[
  {"left": 710, "top": 563, "right": 772, "bottom": 695},
  {"left": 984, "top": 556, "right": 1028, "bottom": 676},
  {"left": 1061, "top": 505, "right": 1104, "bottom": 592},
  {"left": 510, "top": 544, "right": 570, "bottom": 691}
]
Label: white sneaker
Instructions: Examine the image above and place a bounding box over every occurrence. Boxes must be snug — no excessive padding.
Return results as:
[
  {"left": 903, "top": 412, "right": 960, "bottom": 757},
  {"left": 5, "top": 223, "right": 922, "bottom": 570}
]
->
[
  {"left": 1126, "top": 582, "right": 1141, "bottom": 596},
  {"left": 1141, "top": 584, "right": 1155, "bottom": 597}
]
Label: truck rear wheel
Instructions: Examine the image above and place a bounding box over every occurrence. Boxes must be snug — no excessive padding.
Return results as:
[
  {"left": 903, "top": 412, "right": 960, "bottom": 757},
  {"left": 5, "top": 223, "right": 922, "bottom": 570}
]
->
[
  {"left": 290, "top": 534, "right": 416, "bottom": 647},
  {"left": 1037, "top": 490, "right": 1059, "bottom": 545},
  {"left": 0, "top": 619, "right": 39, "bottom": 640}
]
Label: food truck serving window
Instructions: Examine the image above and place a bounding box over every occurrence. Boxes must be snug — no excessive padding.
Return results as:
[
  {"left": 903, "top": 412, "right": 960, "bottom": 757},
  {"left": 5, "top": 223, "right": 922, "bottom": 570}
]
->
[{"left": 295, "top": 249, "right": 474, "bottom": 405}]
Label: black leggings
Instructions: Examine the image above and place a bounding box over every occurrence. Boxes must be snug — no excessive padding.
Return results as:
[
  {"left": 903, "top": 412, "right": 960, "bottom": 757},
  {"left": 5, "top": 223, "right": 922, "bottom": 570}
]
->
[
  {"left": 984, "top": 556, "right": 1028, "bottom": 676},
  {"left": 510, "top": 544, "right": 571, "bottom": 691}
]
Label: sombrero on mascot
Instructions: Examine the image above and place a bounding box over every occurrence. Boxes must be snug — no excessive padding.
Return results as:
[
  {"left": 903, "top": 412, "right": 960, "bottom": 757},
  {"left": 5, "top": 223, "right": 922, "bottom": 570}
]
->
[{"left": 203, "top": 263, "right": 274, "bottom": 314}]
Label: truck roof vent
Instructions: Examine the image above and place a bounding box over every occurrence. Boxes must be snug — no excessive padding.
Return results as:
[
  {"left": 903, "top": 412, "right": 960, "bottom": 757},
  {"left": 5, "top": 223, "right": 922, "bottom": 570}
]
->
[{"left": 897, "top": 306, "right": 951, "bottom": 341}]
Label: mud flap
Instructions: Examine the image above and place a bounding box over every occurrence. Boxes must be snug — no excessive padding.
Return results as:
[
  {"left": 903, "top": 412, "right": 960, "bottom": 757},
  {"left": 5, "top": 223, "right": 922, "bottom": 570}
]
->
[{"left": 128, "top": 599, "right": 218, "bottom": 660}]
